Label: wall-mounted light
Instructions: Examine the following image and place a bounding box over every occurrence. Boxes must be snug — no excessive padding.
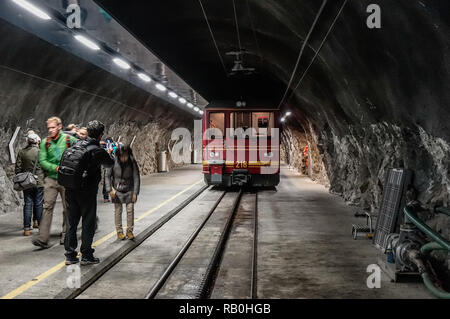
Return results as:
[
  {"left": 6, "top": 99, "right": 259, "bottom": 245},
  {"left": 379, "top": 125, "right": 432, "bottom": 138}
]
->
[
  {"left": 12, "top": 0, "right": 51, "bottom": 20},
  {"left": 155, "top": 83, "right": 167, "bottom": 91},
  {"left": 137, "top": 73, "right": 151, "bottom": 82},
  {"left": 113, "top": 57, "right": 131, "bottom": 70},
  {"left": 168, "top": 91, "right": 178, "bottom": 98}
]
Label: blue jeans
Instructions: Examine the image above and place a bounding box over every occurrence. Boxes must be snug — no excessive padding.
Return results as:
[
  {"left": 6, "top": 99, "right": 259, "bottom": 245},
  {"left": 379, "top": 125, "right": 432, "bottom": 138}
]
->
[{"left": 23, "top": 187, "right": 44, "bottom": 230}]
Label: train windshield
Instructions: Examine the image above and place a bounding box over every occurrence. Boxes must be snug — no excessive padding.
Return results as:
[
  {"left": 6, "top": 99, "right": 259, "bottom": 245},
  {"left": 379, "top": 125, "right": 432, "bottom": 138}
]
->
[
  {"left": 230, "top": 112, "right": 274, "bottom": 137},
  {"left": 208, "top": 112, "right": 225, "bottom": 139}
]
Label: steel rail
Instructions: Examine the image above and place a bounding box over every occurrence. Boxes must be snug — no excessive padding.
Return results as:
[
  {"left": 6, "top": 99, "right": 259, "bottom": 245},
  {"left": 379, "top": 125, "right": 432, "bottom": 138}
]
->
[
  {"left": 196, "top": 188, "right": 244, "bottom": 299},
  {"left": 145, "top": 189, "right": 227, "bottom": 299}
]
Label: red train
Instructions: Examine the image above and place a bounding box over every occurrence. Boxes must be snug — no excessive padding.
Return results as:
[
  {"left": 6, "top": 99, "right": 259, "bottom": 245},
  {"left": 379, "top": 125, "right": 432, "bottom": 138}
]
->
[{"left": 202, "top": 103, "right": 280, "bottom": 187}]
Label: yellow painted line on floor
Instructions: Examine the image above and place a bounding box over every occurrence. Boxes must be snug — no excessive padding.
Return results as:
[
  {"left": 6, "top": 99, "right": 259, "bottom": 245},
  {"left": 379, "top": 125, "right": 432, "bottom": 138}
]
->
[{"left": 1, "top": 179, "right": 203, "bottom": 299}]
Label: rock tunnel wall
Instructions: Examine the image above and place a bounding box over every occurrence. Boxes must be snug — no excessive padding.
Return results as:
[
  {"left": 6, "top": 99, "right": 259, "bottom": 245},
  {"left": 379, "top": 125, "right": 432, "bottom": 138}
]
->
[
  {"left": 275, "top": 1, "right": 450, "bottom": 218},
  {"left": 0, "top": 19, "right": 194, "bottom": 215}
]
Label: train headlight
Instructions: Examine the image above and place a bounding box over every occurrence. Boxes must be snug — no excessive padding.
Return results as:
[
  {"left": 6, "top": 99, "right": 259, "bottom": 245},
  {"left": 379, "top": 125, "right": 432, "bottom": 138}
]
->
[
  {"left": 209, "top": 151, "right": 220, "bottom": 158},
  {"left": 264, "top": 152, "right": 273, "bottom": 158}
]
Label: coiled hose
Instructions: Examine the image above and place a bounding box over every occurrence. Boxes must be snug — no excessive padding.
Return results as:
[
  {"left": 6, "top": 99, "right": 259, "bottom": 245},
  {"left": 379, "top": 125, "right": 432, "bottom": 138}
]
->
[{"left": 403, "top": 206, "right": 450, "bottom": 299}]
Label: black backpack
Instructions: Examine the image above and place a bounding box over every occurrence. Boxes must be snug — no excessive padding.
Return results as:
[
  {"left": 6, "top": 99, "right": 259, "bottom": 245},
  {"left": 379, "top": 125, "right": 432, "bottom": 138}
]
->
[{"left": 58, "top": 140, "right": 97, "bottom": 190}]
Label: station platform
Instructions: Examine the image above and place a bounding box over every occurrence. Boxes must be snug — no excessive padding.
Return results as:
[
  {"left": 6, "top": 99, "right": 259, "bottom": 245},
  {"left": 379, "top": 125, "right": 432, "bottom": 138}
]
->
[{"left": 0, "top": 165, "right": 432, "bottom": 299}]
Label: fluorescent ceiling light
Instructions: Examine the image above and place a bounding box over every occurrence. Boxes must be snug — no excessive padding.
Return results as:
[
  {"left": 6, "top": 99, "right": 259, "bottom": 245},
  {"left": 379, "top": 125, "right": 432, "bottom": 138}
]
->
[
  {"left": 113, "top": 57, "right": 130, "bottom": 70},
  {"left": 12, "top": 0, "right": 51, "bottom": 20},
  {"left": 137, "top": 73, "right": 151, "bottom": 82},
  {"left": 155, "top": 83, "right": 167, "bottom": 91},
  {"left": 187, "top": 103, "right": 194, "bottom": 108},
  {"left": 193, "top": 106, "right": 199, "bottom": 111},
  {"left": 178, "top": 97, "right": 186, "bottom": 104},
  {"left": 74, "top": 35, "right": 100, "bottom": 51},
  {"left": 168, "top": 91, "right": 178, "bottom": 98},
  {"left": 285, "top": 111, "right": 291, "bottom": 116}
]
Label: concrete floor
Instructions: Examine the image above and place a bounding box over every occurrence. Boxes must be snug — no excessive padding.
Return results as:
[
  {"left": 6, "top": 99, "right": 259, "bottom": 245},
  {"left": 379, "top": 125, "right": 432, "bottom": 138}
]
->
[
  {"left": 0, "top": 164, "right": 204, "bottom": 299},
  {"left": 0, "top": 164, "right": 434, "bottom": 299}
]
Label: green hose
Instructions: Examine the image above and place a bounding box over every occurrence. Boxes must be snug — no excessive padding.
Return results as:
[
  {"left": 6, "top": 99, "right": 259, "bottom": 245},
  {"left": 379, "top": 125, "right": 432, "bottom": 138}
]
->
[
  {"left": 421, "top": 242, "right": 448, "bottom": 255},
  {"left": 436, "top": 207, "right": 450, "bottom": 217},
  {"left": 421, "top": 272, "right": 450, "bottom": 299},
  {"left": 403, "top": 207, "right": 450, "bottom": 251}
]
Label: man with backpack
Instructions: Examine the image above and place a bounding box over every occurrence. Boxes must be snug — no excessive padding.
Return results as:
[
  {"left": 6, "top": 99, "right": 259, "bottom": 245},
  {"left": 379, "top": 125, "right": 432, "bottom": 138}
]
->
[
  {"left": 60, "top": 120, "right": 114, "bottom": 265},
  {"left": 32, "top": 117, "right": 77, "bottom": 248}
]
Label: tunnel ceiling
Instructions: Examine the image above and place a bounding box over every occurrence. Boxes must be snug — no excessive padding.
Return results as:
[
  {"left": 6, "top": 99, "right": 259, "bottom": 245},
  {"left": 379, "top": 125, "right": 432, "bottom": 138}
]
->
[{"left": 94, "top": 0, "right": 450, "bottom": 138}]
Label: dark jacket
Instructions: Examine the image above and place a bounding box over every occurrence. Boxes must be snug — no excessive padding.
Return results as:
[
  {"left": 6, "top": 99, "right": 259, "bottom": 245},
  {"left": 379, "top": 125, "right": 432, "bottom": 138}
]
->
[
  {"left": 74, "top": 137, "right": 115, "bottom": 191},
  {"left": 15, "top": 144, "right": 44, "bottom": 188},
  {"left": 105, "top": 155, "right": 140, "bottom": 204}
]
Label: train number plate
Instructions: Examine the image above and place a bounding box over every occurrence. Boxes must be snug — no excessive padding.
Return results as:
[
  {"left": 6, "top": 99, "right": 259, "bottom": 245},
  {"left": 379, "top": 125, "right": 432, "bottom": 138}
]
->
[{"left": 235, "top": 161, "right": 248, "bottom": 168}]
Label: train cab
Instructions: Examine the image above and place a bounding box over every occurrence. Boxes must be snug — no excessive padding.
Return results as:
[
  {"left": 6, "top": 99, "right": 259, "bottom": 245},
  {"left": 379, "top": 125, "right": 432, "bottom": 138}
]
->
[{"left": 202, "top": 104, "right": 280, "bottom": 187}]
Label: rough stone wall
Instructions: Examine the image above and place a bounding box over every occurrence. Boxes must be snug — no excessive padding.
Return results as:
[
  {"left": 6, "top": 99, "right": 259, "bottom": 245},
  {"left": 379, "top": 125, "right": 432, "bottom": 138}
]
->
[
  {"left": 317, "top": 122, "right": 450, "bottom": 213},
  {"left": 281, "top": 123, "right": 329, "bottom": 187}
]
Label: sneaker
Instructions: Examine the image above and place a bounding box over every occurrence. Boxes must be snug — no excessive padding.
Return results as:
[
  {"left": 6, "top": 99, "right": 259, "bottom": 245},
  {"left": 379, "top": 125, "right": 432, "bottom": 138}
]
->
[
  {"left": 31, "top": 237, "right": 49, "bottom": 249},
  {"left": 117, "top": 231, "right": 125, "bottom": 240},
  {"left": 23, "top": 230, "right": 31, "bottom": 236},
  {"left": 126, "top": 230, "right": 134, "bottom": 240},
  {"left": 65, "top": 256, "right": 80, "bottom": 265},
  {"left": 81, "top": 256, "right": 100, "bottom": 266},
  {"left": 33, "top": 220, "right": 39, "bottom": 229},
  {"left": 103, "top": 198, "right": 110, "bottom": 203}
]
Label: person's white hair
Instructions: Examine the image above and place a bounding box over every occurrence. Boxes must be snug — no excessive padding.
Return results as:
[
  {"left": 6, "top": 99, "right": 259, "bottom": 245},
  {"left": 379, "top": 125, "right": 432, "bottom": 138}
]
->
[{"left": 27, "top": 133, "right": 40, "bottom": 144}]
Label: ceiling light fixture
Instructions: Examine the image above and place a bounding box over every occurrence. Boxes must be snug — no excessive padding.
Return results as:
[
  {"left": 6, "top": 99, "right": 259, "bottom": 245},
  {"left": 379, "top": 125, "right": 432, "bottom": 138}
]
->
[
  {"left": 178, "top": 97, "right": 186, "bottom": 104},
  {"left": 168, "top": 91, "right": 178, "bottom": 98},
  {"left": 285, "top": 111, "right": 291, "bottom": 116},
  {"left": 137, "top": 73, "right": 151, "bottom": 82},
  {"left": 193, "top": 106, "right": 199, "bottom": 112},
  {"left": 113, "top": 57, "right": 131, "bottom": 70},
  {"left": 187, "top": 103, "right": 194, "bottom": 108},
  {"left": 155, "top": 83, "right": 167, "bottom": 91},
  {"left": 12, "top": 0, "right": 51, "bottom": 20},
  {"left": 281, "top": 117, "right": 286, "bottom": 122},
  {"left": 74, "top": 35, "right": 100, "bottom": 51}
]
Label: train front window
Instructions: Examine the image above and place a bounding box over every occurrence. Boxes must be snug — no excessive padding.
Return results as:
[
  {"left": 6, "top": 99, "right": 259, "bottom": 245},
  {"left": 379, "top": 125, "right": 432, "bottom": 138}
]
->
[
  {"left": 252, "top": 112, "right": 274, "bottom": 136},
  {"left": 229, "top": 111, "right": 274, "bottom": 137},
  {"left": 208, "top": 112, "right": 225, "bottom": 139},
  {"left": 230, "top": 112, "right": 252, "bottom": 138}
]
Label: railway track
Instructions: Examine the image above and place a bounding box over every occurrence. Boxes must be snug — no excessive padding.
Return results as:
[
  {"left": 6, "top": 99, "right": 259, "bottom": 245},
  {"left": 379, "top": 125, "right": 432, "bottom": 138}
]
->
[
  {"left": 61, "top": 184, "right": 260, "bottom": 299},
  {"left": 146, "top": 188, "right": 259, "bottom": 299}
]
